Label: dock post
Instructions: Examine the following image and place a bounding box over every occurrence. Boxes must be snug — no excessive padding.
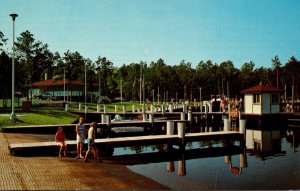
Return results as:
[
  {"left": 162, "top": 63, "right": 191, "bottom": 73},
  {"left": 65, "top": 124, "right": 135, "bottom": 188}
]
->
[
  {"left": 239, "top": 119, "right": 246, "bottom": 135},
  {"left": 180, "top": 112, "right": 185, "bottom": 120},
  {"left": 123, "top": 105, "right": 126, "bottom": 114},
  {"left": 79, "top": 103, "right": 82, "bottom": 111},
  {"left": 97, "top": 105, "right": 101, "bottom": 112},
  {"left": 85, "top": 105, "right": 88, "bottom": 113},
  {"left": 106, "top": 115, "right": 111, "bottom": 128},
  {"left": 167, "top": 121, "right": 174, "bottom": 135},
  {"left": 169, "top": 104, "right": 173, "bottom": 113},
  {"left": 132, "top": 105, "right": 135, "bottom": 113},
  {"left": 167, "top": 161, "right": 175, "bottom": 172},
  {"left": 161, "top": 105, "right": 165, "bottom": 114},
  {"left": 239, "top": 118, "right": 246, "bottom": 145},
  {"left": 240, "top": 153, "right": 247, "bottom": 169},
  {"left": 208, "top": 103, "right": 212, "bottom": 113},
  {"left": 101, "top": 114, "right": 106, "bottom": 123},
  {"left": 224, "top": 155, "right": 231, "bottom": 164},
  {"left": 183, "top": 104, "right": 187, "bottom": 113},
  {"left": 142, "top": 104, "right": 146, "bottom": 113},
  {"left": 240, "top": 148, "right": 248, "bottom": 168},
  {"left": 224, "top": 116, "right": 230, "bottom": 131},
  {"left": 143, "top": 113, "right": 147, "bottom": 122},
  {"left": 65, "top": 103, "right": 69, "bottom": 111},
  {"left": 149, "top": 113, "right": 154, "bottom": 125},
  {"left": 177, "top": 122, "right": 186, "bottom": 146},
  {"left": 178, "top": 147, "right": 186, "bottom": 176},
  {"left": 115, "top": 105, "right": 118, "bottom": 113},
  {"left": 103, "top": 105, "right": 107, "bottom": 114},
  {"left": 188, "top": 111, "right": 192, "bottom": 124},
  {"left": 150, "top": 105, "right": 154, "bottom": 113}
]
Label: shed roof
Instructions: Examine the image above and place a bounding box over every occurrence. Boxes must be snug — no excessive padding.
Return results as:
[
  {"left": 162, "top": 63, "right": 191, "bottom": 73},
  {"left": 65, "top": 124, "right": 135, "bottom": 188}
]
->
[{"left": 240, "top": 84, "right": 281, "bottom": 94}]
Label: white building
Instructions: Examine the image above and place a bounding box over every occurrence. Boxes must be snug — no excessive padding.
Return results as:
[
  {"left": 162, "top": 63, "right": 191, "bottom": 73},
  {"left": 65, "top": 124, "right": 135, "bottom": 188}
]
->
[{"left": 240, "top": 84, "right": 281, "bottom": 115}]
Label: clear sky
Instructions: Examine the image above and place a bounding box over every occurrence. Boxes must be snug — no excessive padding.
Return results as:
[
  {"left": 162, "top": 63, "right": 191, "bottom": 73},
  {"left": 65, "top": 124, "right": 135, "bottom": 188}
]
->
[{"left": 1, "top": 0, "right": 300, "bottom": 69}]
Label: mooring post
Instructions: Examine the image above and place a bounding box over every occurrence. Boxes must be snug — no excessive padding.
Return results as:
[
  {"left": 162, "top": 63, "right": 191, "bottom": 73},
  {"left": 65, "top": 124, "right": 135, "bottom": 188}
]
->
[
  {"left": 167, "top": 161, "right": 175, "bottom": 172},
  {"left": 65, "top": 103, "right": 69, "bottom": 112},
  {"left": 239, "top": 119, "right": 246, "bottom": 135},
  {"left": 240, "top": 147, "right": 248, "bottom": 168},
  {"left": 79, "top": 103, "right": 82, "bottom": 111},
  {"left": 167, "top": 121, "right": 175, "bottom": 135},
  {"left": 178, "top": 148, "right": 186, "bottom": 176},
  {"left": 101, "top": 114, "right": 106, "bottom": 123},
  {"left": 150, "top": 105, "right": 154, "bottom": 113},
  {"left": 161, "top": 104, "right": 165, "bottom": 114},
  {"left": 132, "top": 105, "right": 135, "bottom": 113},
  {"left": 177, "top": 122, "right": 186, "bottom": 146},
  {"left": 223, "top": 116, "right": 230, "bottom": 131},
  {"left": 239, "top": 118, "right": 246, "bottom": 146},
  {"left": 169, "top": 104, "right": 173, "bottom": 113},
  {"left": 115, "top": 105, "right": 118, "bottom": 113},
  {"left": 180, "top": 112, "right": 185, "bottom": 120},
  {"left": 85, "top": 105, "right": 88, "bottom": 113},
  {"left": 103, "top": 105, "right": 107, "bottom": 114},
  {"left": 149, "top": 113, "right": 154, "bottom": 126},
  {"left": 143, "top": 113, "right": 147, "bottom": 122},
  {"left": 97, "top": 104, "right": 101, "bottom": 112},
  {"left": 141, "top": 104, "right": 145, "bottom": 113},
  {"left": 188, "top": 111, "right": 192, "bottom": 124},
  {"left": 224, "top": 155, "right": 231, "bottom": 164},
  {"left": 106, "top": 115, "right": 111, "bottom": 128},
  {"left": 122, "top": 105, "right": 126, "bottom": 114}
]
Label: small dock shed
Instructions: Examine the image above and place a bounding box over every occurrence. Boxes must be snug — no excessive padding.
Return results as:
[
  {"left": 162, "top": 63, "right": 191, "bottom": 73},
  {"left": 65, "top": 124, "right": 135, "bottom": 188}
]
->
[{"left": 240, "top": 84, "right": 281, "bottom": 115}]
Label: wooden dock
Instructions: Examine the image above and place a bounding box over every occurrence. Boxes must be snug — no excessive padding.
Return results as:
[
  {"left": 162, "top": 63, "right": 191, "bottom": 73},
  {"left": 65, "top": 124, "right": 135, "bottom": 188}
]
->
[{"left": 9, "top": 131, "right": 243, "bottom": 155}]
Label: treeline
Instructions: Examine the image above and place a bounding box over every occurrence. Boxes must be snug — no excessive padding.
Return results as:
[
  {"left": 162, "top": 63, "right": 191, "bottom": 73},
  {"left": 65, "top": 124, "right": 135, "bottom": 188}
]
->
[{"left": 1, "top": 30, "right": 300, "bottom": 103}]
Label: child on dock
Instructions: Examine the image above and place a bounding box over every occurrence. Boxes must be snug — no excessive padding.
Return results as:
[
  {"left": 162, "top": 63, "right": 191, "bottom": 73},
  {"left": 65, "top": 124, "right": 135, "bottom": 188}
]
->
[
  {"left": 55, "top": 127, "right": 67, "bottom": 157},
  {"left": 84, "top": 122, "right": 100, "bottom": 163}
]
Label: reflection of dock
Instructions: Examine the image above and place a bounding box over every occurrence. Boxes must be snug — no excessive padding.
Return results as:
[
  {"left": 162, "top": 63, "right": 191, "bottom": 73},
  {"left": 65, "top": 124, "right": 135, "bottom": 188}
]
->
[
  {"left": 101, "top": 145, "right": 244, "bottom": 165},
  {"left": 9, "top": 131, "right": 243, "bottom": 155}
]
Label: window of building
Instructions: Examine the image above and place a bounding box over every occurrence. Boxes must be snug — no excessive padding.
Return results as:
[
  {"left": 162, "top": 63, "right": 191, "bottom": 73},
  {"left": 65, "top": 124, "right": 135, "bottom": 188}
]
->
[
  {"left": 253, "top": 94, "right": 260, "bottom": 103},
  {"left": 271, "top": 93, "right": 279, "bottom": 104}
]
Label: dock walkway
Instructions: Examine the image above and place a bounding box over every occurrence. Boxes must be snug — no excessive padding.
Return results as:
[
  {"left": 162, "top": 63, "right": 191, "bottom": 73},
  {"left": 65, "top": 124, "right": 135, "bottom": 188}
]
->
[{"left": 9, "top": 131, "right": 243, "bottom": 155}]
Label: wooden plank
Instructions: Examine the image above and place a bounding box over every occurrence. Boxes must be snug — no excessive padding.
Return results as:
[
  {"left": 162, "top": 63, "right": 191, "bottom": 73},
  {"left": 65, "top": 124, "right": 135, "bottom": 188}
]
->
[
  {"left": 288, "top": 119, "right": 300, "bottom": 122},
  {"left": 9, "top": 131, "right": 241, "bottom": 151}
]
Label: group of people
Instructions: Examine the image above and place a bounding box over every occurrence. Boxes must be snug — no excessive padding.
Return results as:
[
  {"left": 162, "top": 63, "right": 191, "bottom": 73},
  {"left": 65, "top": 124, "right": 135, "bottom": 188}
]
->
[
  {"left": 54, "top": 116, "right": 99, "bottom": 163},
  {"left": 220, "top": 97, "right": 243, "bottom": 112}
]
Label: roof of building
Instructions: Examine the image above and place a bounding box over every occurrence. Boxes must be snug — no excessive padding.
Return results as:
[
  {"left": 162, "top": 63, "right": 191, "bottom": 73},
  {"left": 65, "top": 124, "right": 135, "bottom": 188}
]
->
[
  {"left": 240, "top": 84, "right": 281, "bottom": 94},
  {"left": 26, "top": 79, "right": 86, "bottom": 87}
]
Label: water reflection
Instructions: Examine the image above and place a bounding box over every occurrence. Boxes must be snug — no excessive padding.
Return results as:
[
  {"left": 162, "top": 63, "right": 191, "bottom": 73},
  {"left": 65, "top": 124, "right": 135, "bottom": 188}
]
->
[
  {"left": 123, "top": 127, "right": 300, "bottom": 190},
  {"left": 224, "top": 148, "right": 248, "bottom": 175},
  {"left": 246, "top": 128, "right": 286, "bottom": 160},
  {"left": 286, "top": 129, "right": 300, "bottom": 152},
  {"left": 103, "top": 141, "right": 247, "bottom": 177}
]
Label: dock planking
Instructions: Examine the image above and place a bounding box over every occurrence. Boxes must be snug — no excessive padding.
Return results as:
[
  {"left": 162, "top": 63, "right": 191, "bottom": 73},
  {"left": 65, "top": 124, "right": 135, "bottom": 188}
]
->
[{"left": 9, "top": 131, "right": 243, "bottom": 155}]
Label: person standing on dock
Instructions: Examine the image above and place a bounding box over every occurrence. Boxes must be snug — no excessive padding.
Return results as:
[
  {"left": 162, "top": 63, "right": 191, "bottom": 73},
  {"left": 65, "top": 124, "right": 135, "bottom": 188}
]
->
[
  {"left": 75, "top": 116, "right": 86, "bottom": 159},
  {"left": 84, "top": 122, "right": 99, "bottom": 163}
]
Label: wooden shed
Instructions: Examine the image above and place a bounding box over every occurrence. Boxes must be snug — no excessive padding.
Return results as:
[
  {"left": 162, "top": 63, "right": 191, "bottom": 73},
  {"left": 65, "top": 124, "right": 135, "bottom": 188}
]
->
[{"left": 240, "top": 84, "right": 281, "bottom": 115}]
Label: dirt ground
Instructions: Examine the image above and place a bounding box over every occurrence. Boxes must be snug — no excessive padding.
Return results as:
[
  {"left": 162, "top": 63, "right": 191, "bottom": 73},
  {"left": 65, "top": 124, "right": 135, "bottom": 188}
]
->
[{"left": 1, "top": 132, "right": 169, "bottom": 190}]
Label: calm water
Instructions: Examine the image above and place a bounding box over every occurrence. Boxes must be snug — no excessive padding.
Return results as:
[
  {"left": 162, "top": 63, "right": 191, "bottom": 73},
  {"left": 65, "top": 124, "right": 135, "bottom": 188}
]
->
[{"left": 111, "top": 127, "right": 300, "bottom": 190}]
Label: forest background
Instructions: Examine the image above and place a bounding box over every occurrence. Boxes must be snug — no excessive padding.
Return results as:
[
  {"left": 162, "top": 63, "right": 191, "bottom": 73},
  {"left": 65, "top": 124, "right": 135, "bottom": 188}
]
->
[{"left": 0, "top": 30, "right": 299, "bottom": 106}]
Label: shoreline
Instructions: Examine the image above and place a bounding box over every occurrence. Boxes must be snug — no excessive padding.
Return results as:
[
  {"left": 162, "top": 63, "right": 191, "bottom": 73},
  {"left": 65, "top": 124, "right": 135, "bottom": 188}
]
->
[{"left": 1, "top": 132, "right": 169, "bottom": 190}]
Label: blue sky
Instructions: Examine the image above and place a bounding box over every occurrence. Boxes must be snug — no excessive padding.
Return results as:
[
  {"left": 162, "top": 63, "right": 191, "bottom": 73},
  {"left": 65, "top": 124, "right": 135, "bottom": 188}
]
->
[{"left": 1, "top": 0, "right": 300, "bottom": 69}]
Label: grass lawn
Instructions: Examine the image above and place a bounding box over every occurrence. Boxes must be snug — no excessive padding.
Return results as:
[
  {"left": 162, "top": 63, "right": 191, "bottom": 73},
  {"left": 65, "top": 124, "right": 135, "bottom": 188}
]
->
[
  {"left": 0, "top": 107, "right": 78, "bottom": 127},
  {"left": 0, "top": 101, "right": 153, "bottom": 127}
]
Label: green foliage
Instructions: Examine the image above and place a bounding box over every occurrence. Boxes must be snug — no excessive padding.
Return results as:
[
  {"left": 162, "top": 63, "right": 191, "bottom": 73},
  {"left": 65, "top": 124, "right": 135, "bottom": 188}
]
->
[{"left": 1, "top": 29, "right": 300, "bottom": 104}]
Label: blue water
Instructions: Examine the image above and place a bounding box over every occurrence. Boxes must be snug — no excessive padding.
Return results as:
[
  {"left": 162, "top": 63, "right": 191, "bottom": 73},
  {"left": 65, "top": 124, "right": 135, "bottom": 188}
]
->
[{"left": 112, "top": 129, "right": 300, "bottom": 190}]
